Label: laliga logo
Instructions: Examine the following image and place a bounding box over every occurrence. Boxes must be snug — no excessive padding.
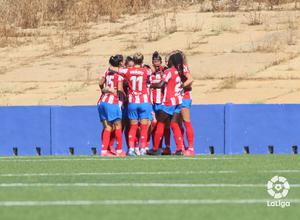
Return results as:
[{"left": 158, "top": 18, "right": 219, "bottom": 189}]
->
[
  {"left": 267, "top": 176, "right": 290, "bottom": 199},
  {"left": 267, "top": 176, "right": 291, "bottom": 208}
]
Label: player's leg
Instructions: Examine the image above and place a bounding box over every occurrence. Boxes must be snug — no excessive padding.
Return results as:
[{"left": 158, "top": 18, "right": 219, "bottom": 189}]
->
[
  {"left": 122, "top": 113, "right": 130, "bottom": 150},
  {"left": 171, "top": 105, "right": 185, "bottom": 155},
  {"left": 134, "top": 124, "right": 141, "bottom": 155},
  {"left": 108, "top": 127, "right": 115, "bottom": 154},
  {"left": 148, "top": 110, "right": 169, "bottom": 155},
  {"left": 98, "top": 102, "right": 114, "bottom": 156},
  {"left": 150, "top": 105, "right": 158, "bottom": 151},
  {"left": 139, "top": 103, "right": 152, "bottom": 156},
  {"left": 146, "top": 119, "right": 153, "bottom": 151},
  {"left": 127, "top": 103, "right": 139, "bottom": 156},
  {"left": 162, "top": 122, "right": 171, "bottom": 155},
  {"left": 106, "top": 102, "right": 123, "bottom": 156},
  {"left": 101, "top": 120, "right": 114, "bottom": 156},
  {"left": 181, "top": 99, "right": 195, "bottom": 155},
  {"left": 147, "top": 111, "right": 156, "bottom": 150},
  {"left": 114, "top": 119, "right": 125, "bottom": 156}
]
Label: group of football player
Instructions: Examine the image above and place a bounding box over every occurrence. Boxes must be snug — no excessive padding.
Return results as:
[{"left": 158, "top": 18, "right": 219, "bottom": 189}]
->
[{"left": 97, "top": 50, "right": 195, "bottom": 156}]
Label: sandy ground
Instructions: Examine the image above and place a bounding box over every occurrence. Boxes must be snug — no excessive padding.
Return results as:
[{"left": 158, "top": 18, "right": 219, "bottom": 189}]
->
[{"left": 1, "top": 4, "right": 300, "bottom": 105}]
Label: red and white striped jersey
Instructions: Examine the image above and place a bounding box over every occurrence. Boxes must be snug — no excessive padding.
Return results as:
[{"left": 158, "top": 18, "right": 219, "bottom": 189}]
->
[
  {"left": 98, "top": 69, "right": 123, "bottom": 105},
  {"left": 162, "top": 67, "right": 183, "bottom": 106},
  {"left": 182, "top": 65, "right": 192, "bottom": 100},
  {"left": 150, "top": 66, "right": 165, "bottom": 104},
  {"left": 122, "top": 67, "right": 151, "bottom": 104}
]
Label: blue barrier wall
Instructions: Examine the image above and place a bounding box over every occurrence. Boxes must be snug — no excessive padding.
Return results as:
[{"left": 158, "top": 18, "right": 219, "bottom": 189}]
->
[
  {"left": 0, "top": 106, "right": 51, "bottom": 156},
  {"left": 51, "top": 106, "right": 101, "bottom": 155},
  {"left": 190, "top": 105, "right": 225, "bottom": 154},
  {"left": 225, "top": 104, "right": 300, "bottom": 154},
  {"left": 160, "top": 105, "right": 225, "bottom": 154},
  {"left": 1, "top": 104, "right": 300, "bottom": 156}
]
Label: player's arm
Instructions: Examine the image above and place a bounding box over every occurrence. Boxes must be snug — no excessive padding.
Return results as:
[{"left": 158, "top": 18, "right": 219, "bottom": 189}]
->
[
  {"left": 151, "top": 70, "right": 170, "bottom": 88},
  {"left": 102, "top": 87, "right": 116, "bottom": 94},
  {"left": 182, "top": 72, "right": 193, "bottom": 88},
  {"left": 150, "top": 80, "right": 165, "bottom": 89},
  {"left": 99, "top": 77, "right": 105, "bottom": 90},
  {"left": 117, "top": 80, "right": 127, "bottom": 102}
]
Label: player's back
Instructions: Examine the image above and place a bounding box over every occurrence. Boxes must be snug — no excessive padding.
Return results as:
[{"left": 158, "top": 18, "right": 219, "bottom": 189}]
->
[
  {"left": 162, "top": 67, "right": 182, "bottom": 106},
  {"left": 124, "top": 67, "right": 150, "bottom": 103},
  {"left": 99, "top": 69, "right": 122, "bottom": 104}
]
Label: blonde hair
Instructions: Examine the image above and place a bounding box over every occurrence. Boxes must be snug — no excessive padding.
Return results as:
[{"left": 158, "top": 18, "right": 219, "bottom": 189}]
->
[{"left": 133, "top": 52, "right": 144, "bottom": 65}]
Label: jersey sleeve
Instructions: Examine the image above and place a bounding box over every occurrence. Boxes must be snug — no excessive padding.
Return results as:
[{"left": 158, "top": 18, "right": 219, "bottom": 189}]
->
[
  {"left": 101, "top": 70, "right": 108, "bottom": 80},
  {"left": 162, "top": 70, "right": 172, "bottom": 83}
]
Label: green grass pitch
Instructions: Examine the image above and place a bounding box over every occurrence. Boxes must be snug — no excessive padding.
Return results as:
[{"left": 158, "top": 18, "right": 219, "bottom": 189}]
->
[{"left": 0, "top": 155, "right": 299, "bottom": 220}]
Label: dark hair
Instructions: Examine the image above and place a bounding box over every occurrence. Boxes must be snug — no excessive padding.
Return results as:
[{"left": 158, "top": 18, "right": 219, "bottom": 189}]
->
[
  {"left": 109, "top": 55, "right": 123, "bottom": 67},
  {"left": 133, "top": 52, "right": 144, "bottom": 65},
  {"left": 125, "top": 56, "right": 133, "bottom": 62},
  {"left": 168, "top": 52, "right": 184, "bottom": 75},
  {"left": 152, "top": 51, "right": 162, "bottom": 61},
  {"left": 115, "top": 54, "right": 123, "bottom": 63}
]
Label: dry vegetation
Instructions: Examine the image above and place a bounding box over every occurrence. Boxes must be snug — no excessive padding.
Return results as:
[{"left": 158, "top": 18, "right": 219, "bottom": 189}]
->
[
  {"left": 1, "top": 0, "right": 300, "bottom": 105},
  {"left": 1, "top": 0, "right": 299, "bottom": 47}
]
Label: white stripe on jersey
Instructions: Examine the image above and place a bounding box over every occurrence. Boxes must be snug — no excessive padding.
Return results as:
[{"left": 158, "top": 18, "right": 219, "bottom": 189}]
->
[
  {"left": 178, "top": 96, "right": 183, "bottom": 104},
  {"left": 171, "top": 97, "right": 175, "bottom": 105},
  {"left": 102, "top": 94, "right": 108, "bottom": 102},
  {"left": 143, "top": 94, "right": 148, "bottom": 103},
  {"left": 165, "top": 72, "right": 172, "bottom": 82},
  {"left": 108, "top": 95, "right": 114, "bottom": 104},
  {"left": 135, "top": 96, "right": 140, "bottom": 104},
  {"left": 129, "top": 95, "right": 133, "bottom": 103},
  {"left": 163, "top": 87, "right": 167, "bottom": 104},
  {"left": 156, "top": 89, "right": 161, "bottom": 103}
]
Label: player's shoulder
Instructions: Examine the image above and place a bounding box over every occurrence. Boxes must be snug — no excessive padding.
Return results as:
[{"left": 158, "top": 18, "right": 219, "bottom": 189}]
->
[
  {"left": 118, "top": 67, "right": 128, "bottom": 74},
  {"left": 183, "top": 64, "right": 190, "bottom": 74},
  {"left": 164, "top": 67, "right": 174, "bottom": 75},
  {"left": 103, "top": 68, "right": 110, "bottom": 75}
]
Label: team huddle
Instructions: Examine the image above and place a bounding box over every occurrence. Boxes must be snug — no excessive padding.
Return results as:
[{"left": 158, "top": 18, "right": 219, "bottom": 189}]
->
[{"left": 97, "top": 50, "right": 195, "bottom": 156}]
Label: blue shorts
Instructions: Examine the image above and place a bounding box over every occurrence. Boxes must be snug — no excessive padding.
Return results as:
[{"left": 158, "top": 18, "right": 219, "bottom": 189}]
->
[
  {"left": 122, "top": 106, "right": 128, "bottom": 119},
  {"left": 161, "top": 104, "right": 182, "bottom": 116},
  {"left": 153, "top": 103, "right": 163, "bottom": 113},
  {"left": 98, "top": 102, "right": 122, "bottom": 122},
  {"left": 182, "top": 99, "right": 192, "bottom": 109},
  {"left": 128, "top": 103, "right": 152, "bottom": 120}
]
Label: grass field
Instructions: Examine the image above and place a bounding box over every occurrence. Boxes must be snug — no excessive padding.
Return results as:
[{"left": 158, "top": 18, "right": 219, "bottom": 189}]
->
[{"left": 0, "top": 155, "right": 299, "bottom": 220}]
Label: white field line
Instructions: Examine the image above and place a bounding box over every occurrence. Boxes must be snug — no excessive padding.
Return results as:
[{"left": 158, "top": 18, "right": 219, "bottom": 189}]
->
[
  {"left": 261, "top": 170, "right": 300, "bottom": 173},
  {"left": 2, "top": 183, "right": 300, "bottom": 188},
  {"left": 0, "top": 171, "right": 237, "bottom": 177},
  {"left": 0, "top": 157, "right": 245, "bottom": 162},
  {"left": 1, "top": 170, "right": 300, "bottom": 178},
  {"left": 0, "top": 199, "right": 299, "bottom": 207}
]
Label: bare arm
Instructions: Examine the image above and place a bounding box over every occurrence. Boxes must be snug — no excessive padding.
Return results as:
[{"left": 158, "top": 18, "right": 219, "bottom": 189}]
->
[
  {"left": 99, "top": 77, "right": 105, "bottom": 90},
  {"left": 150, "top": 80, "right": 165, "bottom": 89},
  {"left": 182, "top": 72, "right": 193, "bottom": 88}
]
